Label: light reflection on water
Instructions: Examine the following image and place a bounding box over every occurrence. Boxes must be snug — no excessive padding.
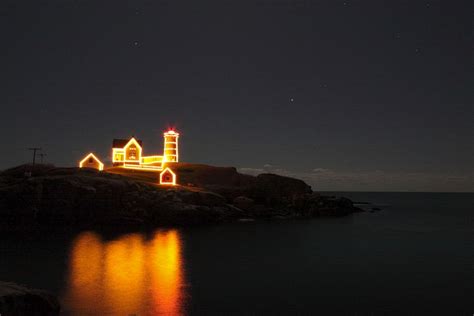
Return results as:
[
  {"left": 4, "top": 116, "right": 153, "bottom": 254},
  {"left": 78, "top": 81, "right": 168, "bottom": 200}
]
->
[{"left": 64, "top": 230, "right": 185, "bottom": 315}]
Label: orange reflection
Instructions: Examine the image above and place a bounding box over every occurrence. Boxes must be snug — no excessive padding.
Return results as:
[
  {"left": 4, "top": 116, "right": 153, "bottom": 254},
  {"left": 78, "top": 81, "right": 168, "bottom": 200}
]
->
[
  {"left": 64, "top": 230, "right": 186, "bottom": 316},
  {"left": 149, "top": 230, "right": 184, "bottom": 315},
  {"left": 103, "top": 234, "right": 146, "bottom": 315},
  {"left": 66, "top": 232, "right": 104, "bottom": 314}
]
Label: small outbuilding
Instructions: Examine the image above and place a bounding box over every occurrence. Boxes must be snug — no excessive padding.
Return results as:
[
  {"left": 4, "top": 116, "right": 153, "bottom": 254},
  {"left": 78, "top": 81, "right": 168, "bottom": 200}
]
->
[
  {"left": 79, "top": 153, "right": 104, "bottom": 171},
  {"left": 160, "top": 167, "right": 176, "bottom": 185}
]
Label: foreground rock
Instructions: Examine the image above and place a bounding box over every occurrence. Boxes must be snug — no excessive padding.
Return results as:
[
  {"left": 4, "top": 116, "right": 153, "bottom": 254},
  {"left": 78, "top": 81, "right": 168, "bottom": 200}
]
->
[
  {"left": 0, "top": 281, "right": 60, "bottom": 315},
  {"left": 0, "top": 164, "right": 362, "bottom": 229}
]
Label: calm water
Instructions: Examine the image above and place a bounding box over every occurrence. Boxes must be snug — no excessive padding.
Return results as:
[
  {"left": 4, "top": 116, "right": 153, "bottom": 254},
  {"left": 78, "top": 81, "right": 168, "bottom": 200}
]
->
[{"left": 0, "top": 192, "right": 472, "bottom": 315}]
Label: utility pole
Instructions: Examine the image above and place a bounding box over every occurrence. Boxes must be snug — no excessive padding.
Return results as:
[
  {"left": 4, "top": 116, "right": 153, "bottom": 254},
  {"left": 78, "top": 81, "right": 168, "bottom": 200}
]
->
[{"left": 28, "top": 147, "right": 42, "bottom": 167}]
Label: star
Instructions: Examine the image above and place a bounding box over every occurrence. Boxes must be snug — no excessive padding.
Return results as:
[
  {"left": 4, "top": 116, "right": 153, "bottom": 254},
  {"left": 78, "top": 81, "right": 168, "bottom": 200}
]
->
[{"left": 290, "top": 98, "right": 294, "bottom": 102}]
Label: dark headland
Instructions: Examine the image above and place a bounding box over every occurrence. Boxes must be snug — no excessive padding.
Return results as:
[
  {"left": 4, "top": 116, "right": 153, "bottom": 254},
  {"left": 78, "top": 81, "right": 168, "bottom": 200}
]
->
[{"left": 0, "top": 163, "right": 362, "bottom": 231}]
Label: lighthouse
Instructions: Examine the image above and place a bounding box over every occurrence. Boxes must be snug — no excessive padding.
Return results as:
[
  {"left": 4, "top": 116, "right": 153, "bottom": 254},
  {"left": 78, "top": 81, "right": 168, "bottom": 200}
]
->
[{"left": 163, "top": 130, "right": 179, "bottom": 162}]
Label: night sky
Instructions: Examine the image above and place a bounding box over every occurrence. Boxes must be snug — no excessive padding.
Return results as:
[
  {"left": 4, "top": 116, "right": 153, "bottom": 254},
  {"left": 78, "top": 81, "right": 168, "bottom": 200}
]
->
[{"left": 1, "top": 0, "right": 472, "bottom": 191}]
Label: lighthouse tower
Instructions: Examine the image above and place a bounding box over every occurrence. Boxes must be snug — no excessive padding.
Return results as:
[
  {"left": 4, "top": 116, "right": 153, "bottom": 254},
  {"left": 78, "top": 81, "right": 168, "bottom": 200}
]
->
[{"left": 163, "top": 130, "right": 179, "bottom": 162}]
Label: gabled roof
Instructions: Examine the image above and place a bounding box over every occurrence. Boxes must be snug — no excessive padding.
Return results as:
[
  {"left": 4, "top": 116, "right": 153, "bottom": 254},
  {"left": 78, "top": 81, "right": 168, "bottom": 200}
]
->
[
  {"left": 112, "top": 138, "right": 143, "bottom": 148},
  {"left": 160, "top": 167, "right": 174, "bottom": 175},
  {"left": 79, "top": 153, "right": 104, "bottom": 171}
]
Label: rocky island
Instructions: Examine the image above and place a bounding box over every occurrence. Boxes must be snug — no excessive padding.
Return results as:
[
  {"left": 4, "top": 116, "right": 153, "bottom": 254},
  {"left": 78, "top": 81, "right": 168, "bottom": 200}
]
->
[{"left": 0, "top": 163, "right": 362, "bottom": 230}]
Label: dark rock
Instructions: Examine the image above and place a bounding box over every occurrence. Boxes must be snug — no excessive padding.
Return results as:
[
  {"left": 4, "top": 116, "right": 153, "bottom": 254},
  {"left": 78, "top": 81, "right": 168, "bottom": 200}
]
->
[
  {"left": 178, "top": 190, "right": 226, "bottom": 207},
  {"left": 232, "top": 196, "right": 254, "bottom": 210},
  {"left": 0, "top": 281, "right": 60, "bottom": 315},
  {"left": 250, "top": 173, "right": 312, "bottom": 206},
  {"left": 238, "top": 218, "right": 255, "bottom": 222}
]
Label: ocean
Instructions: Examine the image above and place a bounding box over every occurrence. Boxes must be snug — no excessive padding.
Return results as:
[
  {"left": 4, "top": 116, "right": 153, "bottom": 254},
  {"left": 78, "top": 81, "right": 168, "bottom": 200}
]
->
[{"left": 0, "top": 192, "right": 472, "bottom": 315}]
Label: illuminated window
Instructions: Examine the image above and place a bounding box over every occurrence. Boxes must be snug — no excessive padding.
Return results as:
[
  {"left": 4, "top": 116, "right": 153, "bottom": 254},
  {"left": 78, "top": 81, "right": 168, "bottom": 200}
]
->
[{"left": 127, "top": 145, "right": 137, "bottom": 160}]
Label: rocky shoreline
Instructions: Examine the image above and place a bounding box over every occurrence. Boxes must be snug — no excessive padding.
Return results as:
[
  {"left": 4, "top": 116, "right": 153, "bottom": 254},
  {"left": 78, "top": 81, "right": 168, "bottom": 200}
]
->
[
  {"left": 0, "top": 164, "right": 363, "bottom": 230},
  {"left": 0, "top": 164, "right": 363, "bottom": 313}
]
